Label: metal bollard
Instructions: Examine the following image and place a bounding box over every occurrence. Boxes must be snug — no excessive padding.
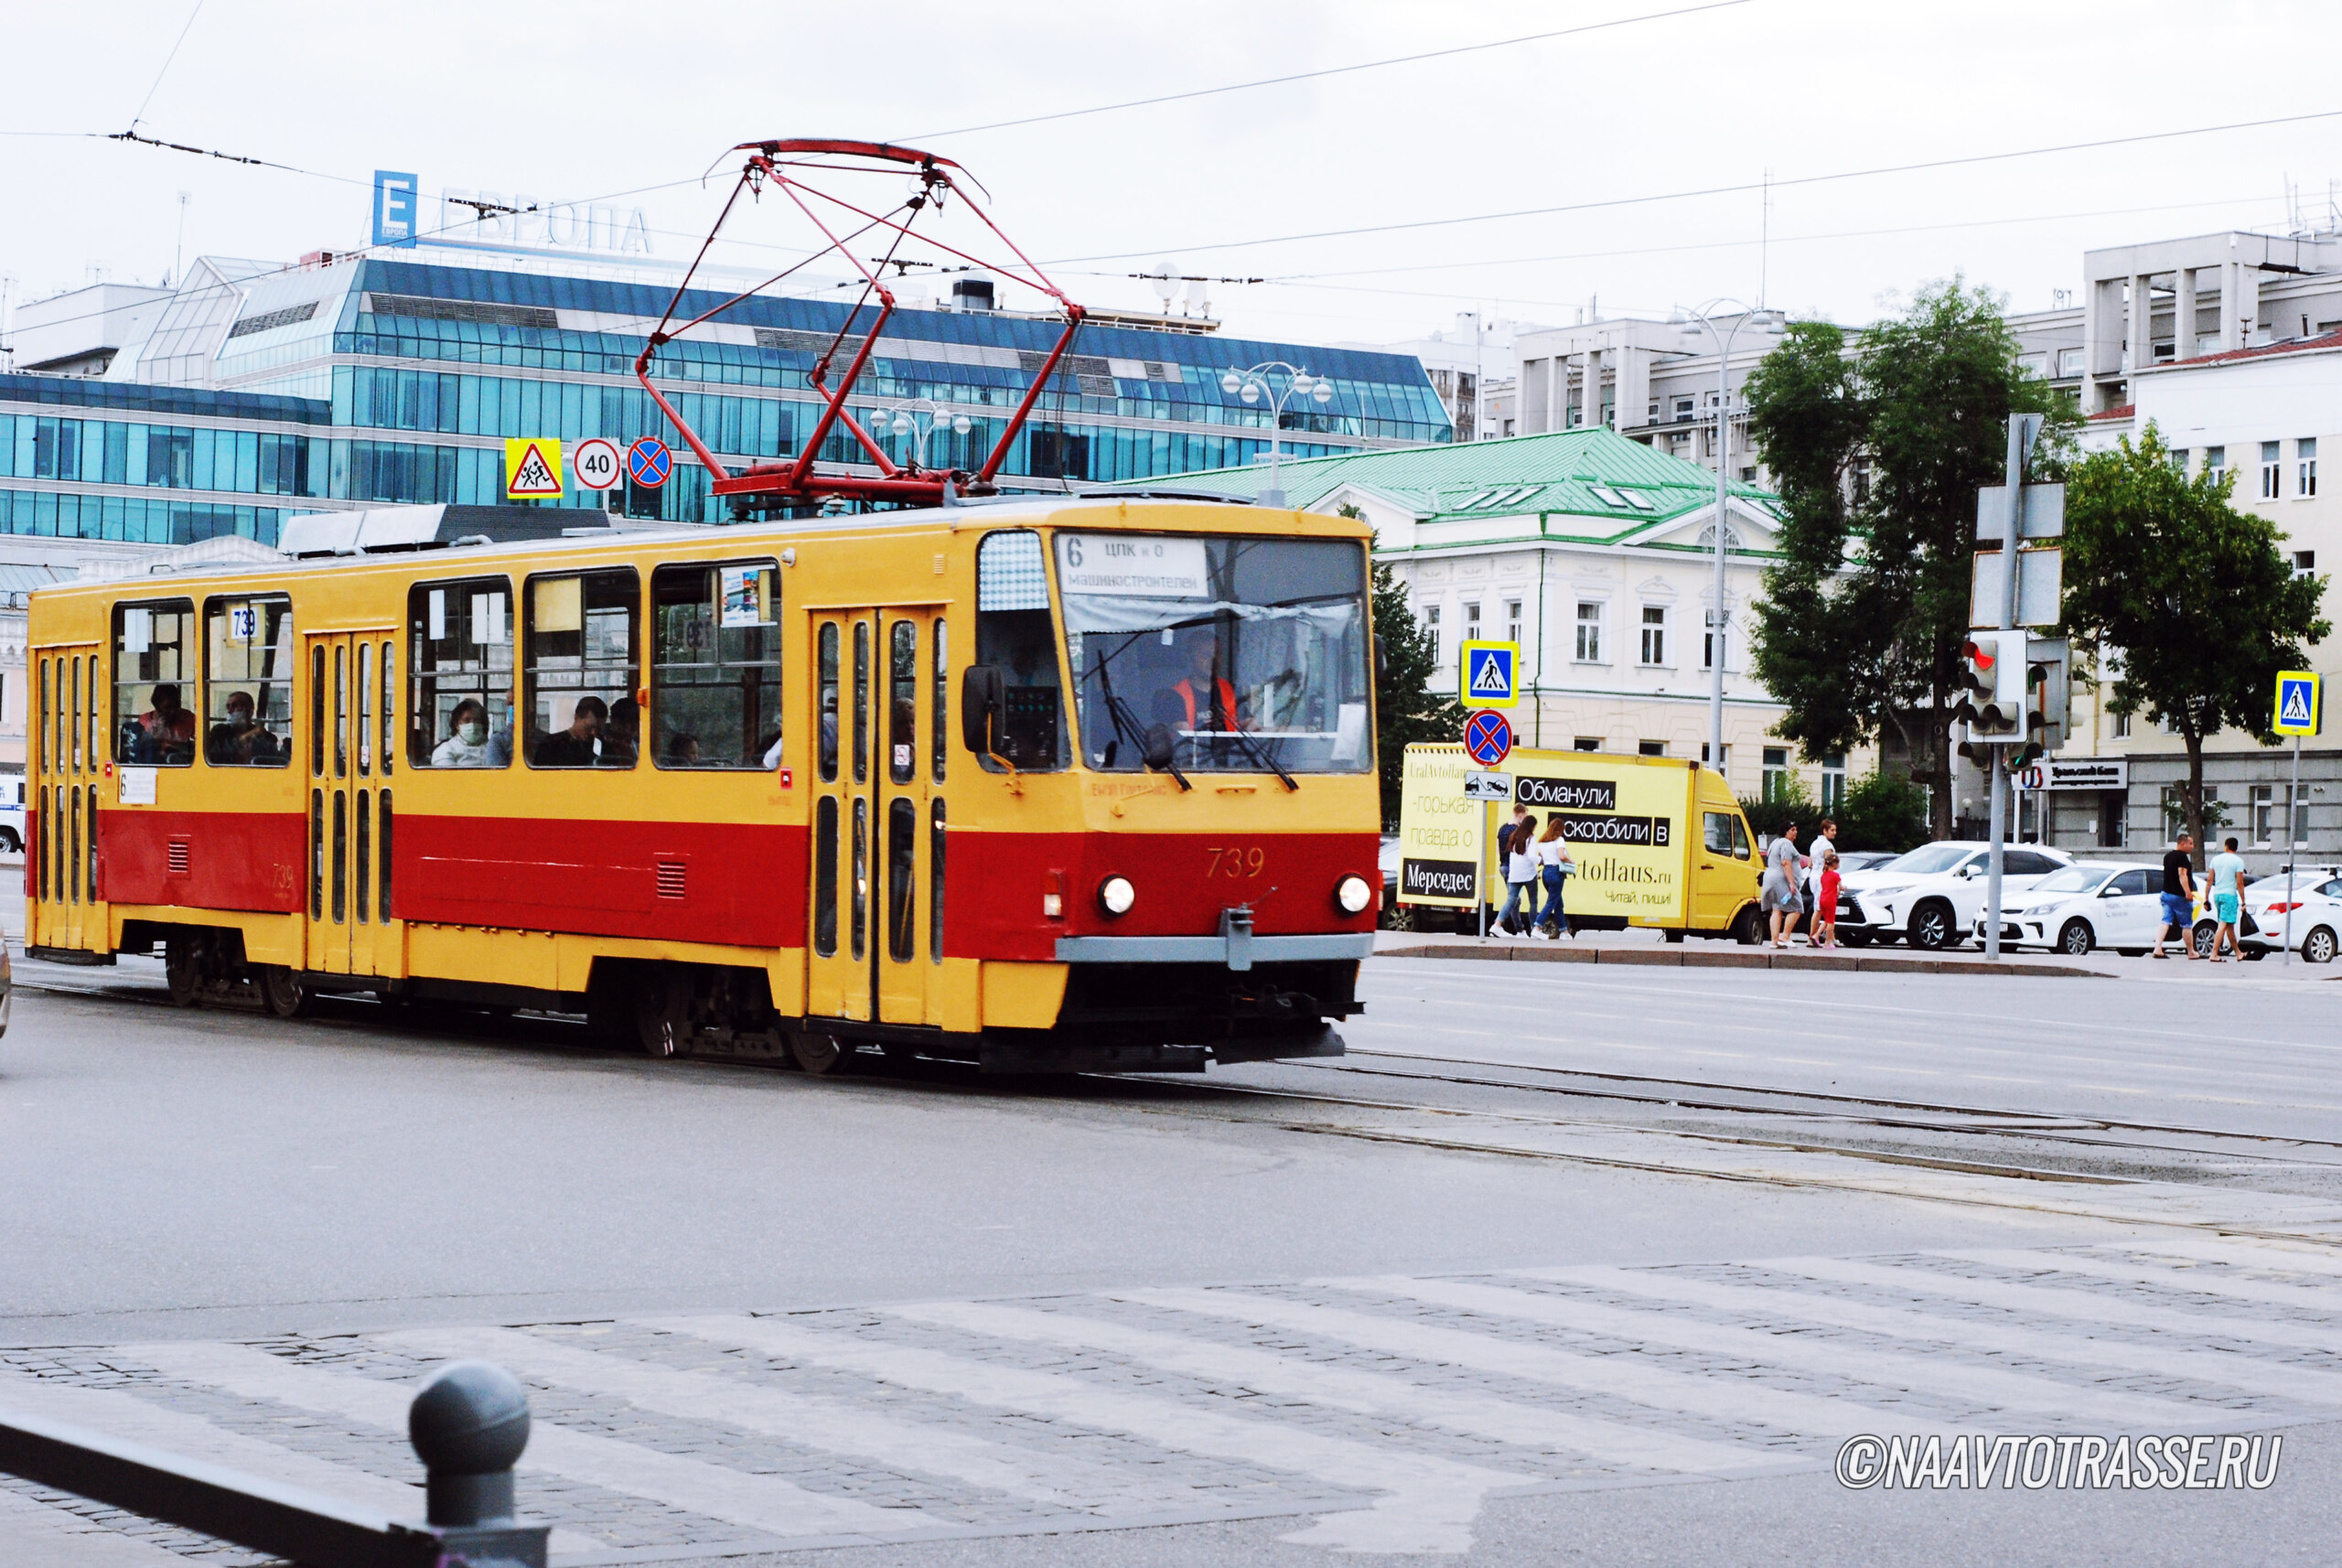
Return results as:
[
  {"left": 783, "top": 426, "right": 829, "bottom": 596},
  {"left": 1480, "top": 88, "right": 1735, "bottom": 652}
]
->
[{"left": 410, "top": 1360, "right": 532, "bottom": 1528}]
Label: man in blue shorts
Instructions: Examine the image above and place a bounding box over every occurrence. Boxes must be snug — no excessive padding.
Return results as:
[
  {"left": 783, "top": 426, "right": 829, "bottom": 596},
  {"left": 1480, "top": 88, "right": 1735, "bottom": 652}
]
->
[{"left": 2153, "top": 832, "right": 2197, "bottom": 960}]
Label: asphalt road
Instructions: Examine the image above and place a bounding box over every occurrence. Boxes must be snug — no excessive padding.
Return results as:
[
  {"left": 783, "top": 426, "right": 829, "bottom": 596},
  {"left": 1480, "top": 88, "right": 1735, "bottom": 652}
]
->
[{"left": 1, "top": 956, "right": 2336, "bottom": 1567}]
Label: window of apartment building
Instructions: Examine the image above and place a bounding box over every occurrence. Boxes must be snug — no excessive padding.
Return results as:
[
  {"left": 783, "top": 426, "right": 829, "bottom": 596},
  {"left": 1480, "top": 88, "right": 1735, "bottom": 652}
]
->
[
  {"left": 2057, "top": 348, "right": 2086, "bottom": 377},
  {"left": 1464, "top": 603, "right": 1481, "bottom": 646},
  {"left": 2016, "top": 352, "right": 2047, "bottom": 378},
  {"left": 1638, "top": 740, "right": 1666, "bottom": 757},
  {"left": 1739, "top": 467, "right": 1758, "bottom": 482},
  {"left": 2300, "top": 437, "right": 2318, "bottom": 497},
  {"left": 2168, "top": 447, "right": 2188, "bottom": 473},
  {"left": 1503, "top": 598, "right": 1522, "bottom": 645},
  {"left": 1574, "top": 736, "right": 1602, "bottom": 752},
  {"left": 1574, "top": 601, "right": 1602, "bottom": 662},
  {"left": 2261, "top": 441, "right": 2283, "bottom": 499},
  {"left": 2205, "top": 446, "right": 2226, "bottom": 484},
  {"left": 1849, "top": 457, "right": 1873, "bottom": 506},
  {"left": 1639, "top": 606, "right": 1667, "bottom": 666},
  {"left": 1703, "top": 610, "right": 1724, "bottom": 671},
  {"left": 1700, "top": 741, "right": 1728, "bottom": 771},
  {"left": 1673, "top": 396, "right": 1695, "bottom": 421},
  {"left": 1422, "top": 604, "right": 1442, "bottom": 665},
  {"left": 2160, "top": 785, "right": 2218, "bottom": 838},
  {"left": 1821, "top": 753, "right": 1847, "bottom": 811},
  {"left": 2111, "top": 710, "right": 2131, "bottom": 738},
  {"left": 1762, "top": 746, "right": 1790, "bottom": 801},
  {"left": 2295, "top": 550, "right": 2317, "bottom": 579}
]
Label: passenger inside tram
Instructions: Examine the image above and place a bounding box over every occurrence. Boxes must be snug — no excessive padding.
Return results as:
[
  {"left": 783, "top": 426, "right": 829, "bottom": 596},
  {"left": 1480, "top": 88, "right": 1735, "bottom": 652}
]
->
[
  {"left": 533, "top": 695, "right": 607, "bottom": 767},
  {"left": 431, "top": 699, "right": 497, "bottom": 768},
  {"left": 133, "top": 684, "right": 198, "bottom": 765},
  {"left": 601, "top": 697, "right": 640, "bottom": 767},
  {"left": 205, "top": 692, "right": 280, "bottom": 766}
]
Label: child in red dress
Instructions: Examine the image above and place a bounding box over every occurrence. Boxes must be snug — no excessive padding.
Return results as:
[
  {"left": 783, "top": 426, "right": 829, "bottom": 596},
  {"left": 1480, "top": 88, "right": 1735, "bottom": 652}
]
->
[{"left": 1813, "top": 853, "right": 1842, "bottom": 948}]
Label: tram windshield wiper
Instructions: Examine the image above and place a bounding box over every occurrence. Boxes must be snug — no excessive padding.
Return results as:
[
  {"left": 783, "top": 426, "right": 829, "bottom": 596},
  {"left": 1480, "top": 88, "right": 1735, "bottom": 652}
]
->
[
  {"left": 1223, "top": 720, "right": 1298, "bottom": 791},
  {"left": 1092, "top": 644, "right": 1189, "bottom": 790}
]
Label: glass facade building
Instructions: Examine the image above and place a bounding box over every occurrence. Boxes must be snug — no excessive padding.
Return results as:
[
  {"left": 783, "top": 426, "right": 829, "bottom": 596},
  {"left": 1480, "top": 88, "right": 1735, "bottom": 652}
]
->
[{"left": 0, "top": 254, "right": 1448, "bottom": 545}]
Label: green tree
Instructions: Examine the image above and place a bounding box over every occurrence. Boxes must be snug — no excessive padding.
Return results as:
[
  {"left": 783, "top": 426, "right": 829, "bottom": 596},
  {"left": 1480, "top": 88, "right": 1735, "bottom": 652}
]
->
[
  {"left": 1348, "top": 507, "right": 1463, "bottom": 828},
  {"left": 1745, "top": 279, "right": 2071, "bottom": 837},
  {"left": 2058, "top": 424, "right": 2328, "bottom": 864},
  {"left": 1833, "top": 771, "right": 1930, "bottom": 854}
]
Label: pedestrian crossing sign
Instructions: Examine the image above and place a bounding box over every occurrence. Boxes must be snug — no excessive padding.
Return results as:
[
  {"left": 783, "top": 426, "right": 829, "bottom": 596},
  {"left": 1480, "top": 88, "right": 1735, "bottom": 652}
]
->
[
  {"left": 2275, "top": 671, "right": 2322, "bottom": 736},
  {"left": 1459, "top": 640, "right": 1520, "bottom": 708},
  {"left": 504, "top": 437, "right": 564, "bottom": 499}
]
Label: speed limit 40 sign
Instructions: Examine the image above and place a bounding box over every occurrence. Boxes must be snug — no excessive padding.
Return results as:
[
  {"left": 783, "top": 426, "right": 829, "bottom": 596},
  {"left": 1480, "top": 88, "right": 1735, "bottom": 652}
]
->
[{"left": 572, "top": 437, "right": 621, "bottom": 491}]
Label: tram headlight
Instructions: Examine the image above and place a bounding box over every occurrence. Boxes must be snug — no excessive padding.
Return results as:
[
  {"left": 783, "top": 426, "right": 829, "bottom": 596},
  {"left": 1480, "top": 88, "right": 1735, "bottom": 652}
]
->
[
  {"left": 1098, "top": 875, "right": 1136, "bottom": 917},
  {"left": 1336, "top": 875, "right": 1373, "bottom": 915}
]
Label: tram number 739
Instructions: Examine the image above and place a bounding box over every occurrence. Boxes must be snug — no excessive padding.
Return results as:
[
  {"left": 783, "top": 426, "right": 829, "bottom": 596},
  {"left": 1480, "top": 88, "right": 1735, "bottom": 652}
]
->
[{"left": 1205, "top": 845, "right": 1266, "bottom": 879}]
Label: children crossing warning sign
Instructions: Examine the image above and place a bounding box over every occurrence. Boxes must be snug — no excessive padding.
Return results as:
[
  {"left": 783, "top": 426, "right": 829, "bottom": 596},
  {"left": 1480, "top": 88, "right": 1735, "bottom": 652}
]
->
[
  {"left": 2275, "top": 671, "right": 2323, "bottom": 736},
  {"left": 504, "top": 437, "right": 564, "bottom": 499},
  {"left": 1458, "top": 640, "right": 1520, "bottom": 708}
]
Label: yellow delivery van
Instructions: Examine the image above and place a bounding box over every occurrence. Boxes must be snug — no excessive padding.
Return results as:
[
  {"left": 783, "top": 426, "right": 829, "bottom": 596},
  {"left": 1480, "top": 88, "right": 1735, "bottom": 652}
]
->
[{"left": 1394, "top": 744, "right": 1763, "bottom": 941}]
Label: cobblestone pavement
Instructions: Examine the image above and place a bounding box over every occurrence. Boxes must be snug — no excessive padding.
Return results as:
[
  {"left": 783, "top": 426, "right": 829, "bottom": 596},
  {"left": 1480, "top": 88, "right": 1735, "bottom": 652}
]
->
[{"left": 5, "top": 1235, "right": 2337, "bottom": 1563}]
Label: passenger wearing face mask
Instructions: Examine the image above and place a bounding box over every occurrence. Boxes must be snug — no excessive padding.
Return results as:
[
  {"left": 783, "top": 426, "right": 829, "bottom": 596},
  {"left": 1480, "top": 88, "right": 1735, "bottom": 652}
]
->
[{"left": 431, "top": 698, "right": 498, "bottom": 767}]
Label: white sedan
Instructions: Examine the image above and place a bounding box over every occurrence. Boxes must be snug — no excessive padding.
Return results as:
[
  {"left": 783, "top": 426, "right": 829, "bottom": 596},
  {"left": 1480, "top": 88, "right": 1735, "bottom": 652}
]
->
[
  {"left": 2230, "top": 872, "right": 2342, "bottom": 962},
  {"left": 1971, "top": 861, "right": 2169, "bottom": 956}
]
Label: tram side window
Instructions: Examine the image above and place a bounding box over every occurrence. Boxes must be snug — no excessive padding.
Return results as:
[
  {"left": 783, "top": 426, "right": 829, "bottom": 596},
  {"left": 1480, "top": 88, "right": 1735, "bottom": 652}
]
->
[
  {"left": 525, "top": 568, "right": 639, "bottom": 768},
  {"left": 650, "top": 560, "right": 779, "bottom": 768},
  {"left": 407, "top": 578, "right": 514, "bottom": 768},
  {"left": 973, "top": 530, "right": 1067, "bottom": 770},
  {"left": 202, "top": 596, "right": 293, "bottom": 767},
  {"left": 113, "top": 600, "right": 197, "bottom": 766}
]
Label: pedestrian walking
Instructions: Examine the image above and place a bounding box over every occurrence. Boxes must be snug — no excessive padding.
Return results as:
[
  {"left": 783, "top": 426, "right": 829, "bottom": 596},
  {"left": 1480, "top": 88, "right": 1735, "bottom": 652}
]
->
[
  {"left": 1497, "top": 811, "right": 1540, "bottom": 936},
  {"left": 1812, "top": 851, "right": 1842, "bottom": 948},
  {"left": 1533, "top": 816, "right": 1575, "bottom": 938},
  {"left": 2208, "top": 835, "right": 2250, "bottom": 961},
  {"left": 1762, "top": 822, "right": 1802, "bottom": 948},
  {"left": 1801, "top": 817, "right": 1837, "bottom": 946},
  {"left": 2153, "top": 832, "right": 2198, "bottom": 960}
]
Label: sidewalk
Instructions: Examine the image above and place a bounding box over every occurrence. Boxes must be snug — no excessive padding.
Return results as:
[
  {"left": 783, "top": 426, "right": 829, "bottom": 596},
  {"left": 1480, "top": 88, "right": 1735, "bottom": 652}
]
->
[{"left": 1369, "top": 924, "right": 2334, "bottom": 981}]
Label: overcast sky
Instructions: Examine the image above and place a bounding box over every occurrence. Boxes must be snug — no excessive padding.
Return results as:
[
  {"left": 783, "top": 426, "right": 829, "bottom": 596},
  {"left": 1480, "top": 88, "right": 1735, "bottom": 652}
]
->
[{"left": 6, "top": 0, "right": 2340, "bottom": 348}]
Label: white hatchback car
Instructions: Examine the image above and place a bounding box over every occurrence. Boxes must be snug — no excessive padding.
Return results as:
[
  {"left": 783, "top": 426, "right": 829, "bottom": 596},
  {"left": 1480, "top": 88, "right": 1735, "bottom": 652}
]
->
[
  {"left": 1972, "top": 861, "right": 2168, "bottom": 955},
  {"left": 1836, "top": 841, "right": 2075, "bottom": 950}
]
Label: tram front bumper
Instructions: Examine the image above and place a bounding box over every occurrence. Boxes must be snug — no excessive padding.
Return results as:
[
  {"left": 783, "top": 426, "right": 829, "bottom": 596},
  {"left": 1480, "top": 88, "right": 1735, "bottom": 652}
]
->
[{"left": 1052, "top": 933, "right": 1376, "bottom": 966}]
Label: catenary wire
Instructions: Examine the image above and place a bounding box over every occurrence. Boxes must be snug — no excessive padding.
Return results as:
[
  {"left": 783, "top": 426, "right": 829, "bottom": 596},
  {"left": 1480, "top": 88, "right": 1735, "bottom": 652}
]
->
[
  {"left": 899, "top": 0, "right": 1755, "bottom": 140},
  {"left": 1045, "top": 106, "right": 2342, "bottom": 263},
  {"left": 125, "top": 0, "right": 207, "bottom": 135}
]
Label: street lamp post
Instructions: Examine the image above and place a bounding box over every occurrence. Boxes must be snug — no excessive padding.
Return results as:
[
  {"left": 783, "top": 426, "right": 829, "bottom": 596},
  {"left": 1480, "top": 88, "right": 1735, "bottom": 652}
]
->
[
  {"left": 862, "top": 398, "right": 973, "bottom": 473},
  {"left": 1220, "top": 361, "right": 1334, "bottom": 506},
  {"left": 1671, "top": 302, "right": 1785, "bottom": 782}
]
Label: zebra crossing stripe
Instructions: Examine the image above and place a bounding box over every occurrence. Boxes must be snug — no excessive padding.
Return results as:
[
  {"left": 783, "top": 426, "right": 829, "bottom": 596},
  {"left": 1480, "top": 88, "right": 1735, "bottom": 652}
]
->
[
  {"left": 124, "top": 1340, "right": 905, "bottom": 1545},
  {"left": 893, "top": 1299, "right": 1799, "bottom": 1479},
  {"left": 1762, "top": 1256, "right": 2342, "bottom": 1355},
  {"left": 2107, "top": 1236, "right": 2342, "bottom": 1280},
  {"left": 1373, "top": 1274, "right": 2207, "bottom": 1429},
  {"left": 387, "top": 1325, "right": 1193, "bottom": 1516},
  {"left": 1944, "top": 1248, "right": 2342, "bottom": 1314},
  {"left": 1126, "top": 1287, "right": 1914, "bottom": 1439},
  {"left": 650, "top": 1314, "right": 1521, "bottom": 1555},
  {"left": 1516, "top": 1264, "right": 2342, "bottom": 1411}
]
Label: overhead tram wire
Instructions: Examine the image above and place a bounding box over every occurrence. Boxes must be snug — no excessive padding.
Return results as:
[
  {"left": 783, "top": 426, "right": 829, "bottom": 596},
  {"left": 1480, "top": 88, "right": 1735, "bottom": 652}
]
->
[
  {"left": 1047, "top": 104, "right": 2342, "bottom": 263},
  {"left": 124, "top": 0, "right": 208, "bottom": 137},
  {"left": 900, "top": 0, "right": 1756, "bottom": 140}
]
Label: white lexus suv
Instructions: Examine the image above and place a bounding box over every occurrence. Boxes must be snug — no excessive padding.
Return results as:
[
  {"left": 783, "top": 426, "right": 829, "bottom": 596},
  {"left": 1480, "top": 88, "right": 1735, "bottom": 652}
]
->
[{"left": 1834, "top": 840, "right": 2075, "bottom": 950}]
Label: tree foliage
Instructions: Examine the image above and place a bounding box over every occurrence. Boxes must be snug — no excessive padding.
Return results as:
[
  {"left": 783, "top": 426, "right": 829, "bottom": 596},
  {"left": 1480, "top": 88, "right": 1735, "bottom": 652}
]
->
[
  {"left": 1358, "top": 512, "right": 1464, "bottom": 829},
  {"left": 1834, "top": 771, "right": 1930, "bottom": 854},
  {"left": 2058, "top": 424, "right": 2328, "bottom": 862},
  {"left": 1744, "top": 280, "right": 2071, "bottom": 836}
]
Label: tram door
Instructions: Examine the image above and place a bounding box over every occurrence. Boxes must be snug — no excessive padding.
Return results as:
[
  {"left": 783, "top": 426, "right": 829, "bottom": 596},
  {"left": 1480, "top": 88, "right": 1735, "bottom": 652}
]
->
[
  {"left": 806, "top": 607, "right": 946, "bottom": 1026},
  {"left": 303, "top": 631, "right": 398, "bottom": 977}
]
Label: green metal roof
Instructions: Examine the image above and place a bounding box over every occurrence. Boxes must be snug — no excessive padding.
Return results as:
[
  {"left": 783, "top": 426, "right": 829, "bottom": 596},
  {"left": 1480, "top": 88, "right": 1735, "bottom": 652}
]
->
[{"left": 1112, "top": 425, "right": 1778, "bottom": 534}]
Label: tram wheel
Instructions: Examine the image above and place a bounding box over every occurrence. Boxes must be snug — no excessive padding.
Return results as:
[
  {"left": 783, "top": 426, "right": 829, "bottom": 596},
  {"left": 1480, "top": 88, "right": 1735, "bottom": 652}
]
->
[
  {"left": 791, "top": 1031, "right": 854, "bottom": 1075},
  {"left": 259, "top": 965, "right": 309, "bottom": 1019},
  {"left": 165, "top": 941, "right": 203, "bottom": 1008},
  {"left": 635, "top": 969, "right": 693, "bottom": 1059}
]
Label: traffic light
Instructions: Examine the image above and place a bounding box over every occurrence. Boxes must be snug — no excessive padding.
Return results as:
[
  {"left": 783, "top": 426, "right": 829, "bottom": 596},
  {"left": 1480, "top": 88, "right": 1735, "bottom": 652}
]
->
[
  {"left": 2015, "top": 636, "right": 2071, "bottom": 768},
  {"left": 1955, "top": 632, "right": 2027, "bottom": 765}
]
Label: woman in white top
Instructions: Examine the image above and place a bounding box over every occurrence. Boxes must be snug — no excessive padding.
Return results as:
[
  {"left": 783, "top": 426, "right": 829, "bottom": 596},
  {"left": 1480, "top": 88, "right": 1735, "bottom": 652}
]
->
[
  {"left": 430, "top": 699, "right": 498, "bottom": 768},
  {"left": 1532, "top": 817, "right": 1575, "bottom": 938},
  {"left": 1498, "top": 811, "right": 1541, "bottom": 935}
]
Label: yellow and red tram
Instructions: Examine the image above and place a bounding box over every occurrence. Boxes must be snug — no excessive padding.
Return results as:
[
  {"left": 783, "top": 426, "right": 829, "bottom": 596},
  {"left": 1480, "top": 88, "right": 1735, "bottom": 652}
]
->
[{"left": 25, "top": 498, "right": 1382, "bottom": 1073}]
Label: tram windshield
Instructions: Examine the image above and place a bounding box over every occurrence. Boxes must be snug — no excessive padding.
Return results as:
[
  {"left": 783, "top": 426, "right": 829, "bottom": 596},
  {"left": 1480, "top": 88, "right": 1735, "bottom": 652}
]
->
[{"left": 1058, "top": 532, "right": 1372, "bottom": 775}]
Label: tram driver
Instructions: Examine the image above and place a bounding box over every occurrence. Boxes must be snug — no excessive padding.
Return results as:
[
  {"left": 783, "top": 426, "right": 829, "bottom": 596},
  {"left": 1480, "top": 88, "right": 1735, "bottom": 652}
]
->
[{"left": 1157, "top": 628, "right": 1244, "bottom": 736}]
